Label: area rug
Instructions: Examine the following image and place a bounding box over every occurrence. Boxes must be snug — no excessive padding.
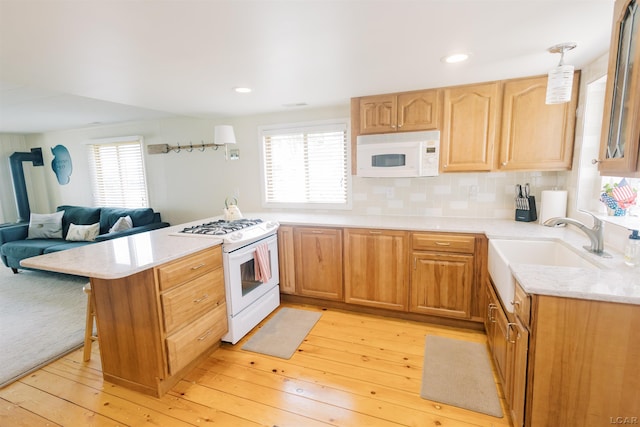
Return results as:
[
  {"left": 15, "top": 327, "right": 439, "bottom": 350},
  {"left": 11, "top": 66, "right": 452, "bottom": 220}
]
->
[
  {"left": 0, "top": 267, "right": 88, "bottom": 388},
  {"left": 421, "top": 335, "right": 503, "bottom": 417},
  {"left": 241, "top": 307, "right": 321, "bottom": 359}
]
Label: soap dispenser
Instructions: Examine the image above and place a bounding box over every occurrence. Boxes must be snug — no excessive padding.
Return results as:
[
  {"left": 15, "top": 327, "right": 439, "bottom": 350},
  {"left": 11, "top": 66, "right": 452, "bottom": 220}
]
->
[{"left": 624, "top": 230, "right": 640, "bottom": 267}]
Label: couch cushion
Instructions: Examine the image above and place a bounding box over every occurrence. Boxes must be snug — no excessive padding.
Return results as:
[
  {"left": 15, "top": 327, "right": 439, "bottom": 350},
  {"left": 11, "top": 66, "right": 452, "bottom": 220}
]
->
[
  {"left": 43, "top": 241, "right": 93, "bottom": 253},
  {"left": 27, "top": 211, "right": 64, "bottom": 239},
  {"left": 0, "top": 239, "right": 66, "bottom": 259},
  {"left": 99, "top": 208, "right": 155, "bottom": 234},
  {"left": 56, "top": 205, "right": 101, "bottom": 238},
  {"left": 66, "top": 222, "right": 100, "bottom": 241}
]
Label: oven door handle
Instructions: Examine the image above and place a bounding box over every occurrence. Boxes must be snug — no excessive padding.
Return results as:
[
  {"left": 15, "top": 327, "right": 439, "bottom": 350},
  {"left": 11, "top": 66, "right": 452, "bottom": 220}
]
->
[{"left": 227, "top": 236, "right": 275, "bottom": 259}]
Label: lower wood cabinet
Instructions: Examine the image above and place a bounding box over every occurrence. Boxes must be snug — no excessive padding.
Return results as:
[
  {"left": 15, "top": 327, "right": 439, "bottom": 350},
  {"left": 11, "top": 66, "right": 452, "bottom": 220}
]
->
[
  {"left": 344, "top": 228, "right": 409, "bottom": 311},
  {"left": 486, "top": 278, "right": 639, "bottom": 427},
  {"left": 279, "top": 225, "right": 485, "bottom": 324},
  {"left": 410, "top": 233, "right": 475, "bottom": 319},
  {"left": 91, "top": 246, "right": 227, "bottom": 397},
  {"left": 293, "top": 226, "right": 343, "bottom": 301}
]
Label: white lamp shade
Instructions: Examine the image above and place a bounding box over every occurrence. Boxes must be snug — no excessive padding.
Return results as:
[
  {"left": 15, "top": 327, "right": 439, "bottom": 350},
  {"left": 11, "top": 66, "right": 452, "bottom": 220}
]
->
[
  {"left": 545, "top": 64, "right": 574, "bottom": 104},
  {"left": 214, "top": 125, "right": 236, "bottom": 144}
]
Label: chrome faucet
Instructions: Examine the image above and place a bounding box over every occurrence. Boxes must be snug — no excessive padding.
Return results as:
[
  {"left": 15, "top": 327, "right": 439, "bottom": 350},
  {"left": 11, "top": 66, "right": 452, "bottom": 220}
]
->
[{"left": 543, "top": 211, "right": 611, "bottom": 257}]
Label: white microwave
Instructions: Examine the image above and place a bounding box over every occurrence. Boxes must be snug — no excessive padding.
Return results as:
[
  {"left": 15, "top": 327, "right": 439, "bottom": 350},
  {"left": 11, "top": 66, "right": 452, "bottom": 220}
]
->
[{"left": 356, "top": 130, "right": 440, "bottom": 177}]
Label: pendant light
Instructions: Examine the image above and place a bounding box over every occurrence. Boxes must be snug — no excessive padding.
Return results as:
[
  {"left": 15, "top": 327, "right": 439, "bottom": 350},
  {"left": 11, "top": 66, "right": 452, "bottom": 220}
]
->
[{"left": 545, "top": 42, "right": 577, "bottom": 104}]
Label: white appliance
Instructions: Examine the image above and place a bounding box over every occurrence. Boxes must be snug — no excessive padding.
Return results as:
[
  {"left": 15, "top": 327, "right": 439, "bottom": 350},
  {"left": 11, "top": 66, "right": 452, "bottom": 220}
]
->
[
  {"left": 174, "top": 219, "right": 280, "bottom": 344},
  {"left": 356, "top": 130, "right": 440, "bottom": 177}
]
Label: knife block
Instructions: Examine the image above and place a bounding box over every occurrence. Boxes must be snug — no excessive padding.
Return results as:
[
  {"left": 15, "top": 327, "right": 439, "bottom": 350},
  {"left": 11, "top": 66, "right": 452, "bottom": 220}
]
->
[{"left": 515, "top": 196, "right": 537, "bottom": 222}]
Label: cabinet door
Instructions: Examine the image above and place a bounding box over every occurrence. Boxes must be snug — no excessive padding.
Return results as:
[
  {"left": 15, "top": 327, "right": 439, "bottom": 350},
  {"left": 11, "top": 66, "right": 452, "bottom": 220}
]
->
[
  {"left": 509, "top": 317, "right": 529, "bottom": 427},
  {"left": 293, "top": 227, "right": 343, "bottom": 301},
  {"left": 499, "top": 74, "right": 578, "bottom": 171},
  {"left": 397, "top": 90, "right": 440, "bottom": 131},
  {"left": 441, "top": 83, "right": 500, "bottom": 172},
  {"left": 491, "top": 298, "right": 510, "bottom": 390},
  {"left": 359, "top": 94, "right": 397, "bottom": 134},
  {"left": 344, "top": 229, "right": 408, "bottom": 311},
  {"left": 277, "top": 226, "right": 296, "bottom": 294},
  {"left": 410, "top": 252, "right": 473, "bottom": 318},
  {"left": 598, "top": 0, "right": 640, "bottom": 176}
]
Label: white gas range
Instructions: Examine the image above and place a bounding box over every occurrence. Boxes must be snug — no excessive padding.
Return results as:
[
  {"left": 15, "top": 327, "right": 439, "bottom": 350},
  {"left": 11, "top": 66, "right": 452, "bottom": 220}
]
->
[{"left": 174, "top": 218, "right": 280, "bottom": 344}]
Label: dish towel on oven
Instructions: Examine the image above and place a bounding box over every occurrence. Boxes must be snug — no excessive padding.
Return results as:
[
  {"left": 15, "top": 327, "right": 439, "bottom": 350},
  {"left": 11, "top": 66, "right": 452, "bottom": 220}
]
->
[{"left": 254, "top": 243, "right": 271, "bottom": 282}]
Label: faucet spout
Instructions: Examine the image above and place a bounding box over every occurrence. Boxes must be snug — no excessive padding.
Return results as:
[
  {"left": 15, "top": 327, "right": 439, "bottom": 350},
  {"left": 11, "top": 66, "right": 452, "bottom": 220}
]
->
[{"left": 543, "top": 211, "right": 608, "bottom": 256}]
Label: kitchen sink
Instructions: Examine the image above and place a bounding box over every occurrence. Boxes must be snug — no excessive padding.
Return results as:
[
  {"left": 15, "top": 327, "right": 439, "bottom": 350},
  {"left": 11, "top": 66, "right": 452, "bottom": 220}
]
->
[{"left": 488, "top": 239, "right": 600, "bottom": 312}]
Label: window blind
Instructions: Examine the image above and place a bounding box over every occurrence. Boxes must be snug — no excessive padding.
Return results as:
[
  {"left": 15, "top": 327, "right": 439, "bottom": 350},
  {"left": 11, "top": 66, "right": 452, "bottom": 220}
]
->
[
  {"left": 262, "top": 122, "right": 349, "bottom": 206},
  {"left": 88, "top": 138, "right": 149, "bottom": 208}
]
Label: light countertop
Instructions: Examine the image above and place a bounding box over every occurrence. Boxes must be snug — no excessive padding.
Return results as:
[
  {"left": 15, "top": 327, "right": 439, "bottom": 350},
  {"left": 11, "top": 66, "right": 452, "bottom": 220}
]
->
[
  {"left": 20, "top": 222, "right": 223, "bottom": 279},
  {"left": 21, "top": 212, "right": 640, "bottom": 305},
  {"left": 253, "top": 212, "right": 640, "bottom": 306}
]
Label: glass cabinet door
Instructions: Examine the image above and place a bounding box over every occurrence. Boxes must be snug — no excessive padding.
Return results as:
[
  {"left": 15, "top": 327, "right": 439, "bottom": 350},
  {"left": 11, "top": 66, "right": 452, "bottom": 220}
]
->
[{"left": 599, "top": 0, "right": 640, "bottom": 176}]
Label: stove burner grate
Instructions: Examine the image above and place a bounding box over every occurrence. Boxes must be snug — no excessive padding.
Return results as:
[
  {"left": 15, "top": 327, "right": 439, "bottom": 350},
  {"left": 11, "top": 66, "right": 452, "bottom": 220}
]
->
[{"left": 180, "top": 218, "right": 263, "bottom": 236}]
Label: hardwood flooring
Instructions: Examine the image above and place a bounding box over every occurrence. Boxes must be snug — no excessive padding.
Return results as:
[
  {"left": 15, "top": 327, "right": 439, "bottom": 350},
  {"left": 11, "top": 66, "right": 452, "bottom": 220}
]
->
[{"left": 0, "top": 303, "right": 512, "bottom": 426}]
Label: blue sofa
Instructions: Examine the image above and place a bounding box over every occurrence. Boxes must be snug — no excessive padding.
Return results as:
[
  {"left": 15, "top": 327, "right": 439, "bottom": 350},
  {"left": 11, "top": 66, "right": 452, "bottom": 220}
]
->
[{"left": 0, "top": 205, "right": 170, "bottom": 273}]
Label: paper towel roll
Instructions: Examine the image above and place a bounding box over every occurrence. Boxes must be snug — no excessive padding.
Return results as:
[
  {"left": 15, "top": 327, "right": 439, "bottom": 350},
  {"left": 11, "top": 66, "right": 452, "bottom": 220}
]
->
[{"left": 539, "top": 190, "right": 568, "bottom": 224}]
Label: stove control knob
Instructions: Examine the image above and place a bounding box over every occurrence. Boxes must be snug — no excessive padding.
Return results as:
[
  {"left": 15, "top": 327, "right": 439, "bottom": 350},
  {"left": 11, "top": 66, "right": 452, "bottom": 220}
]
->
[
  {"left": 229, "top": 232, "right": 243, "bottom": 241},
  {"left": 266, "top": 221, "right": 278, "bottom": 229}
]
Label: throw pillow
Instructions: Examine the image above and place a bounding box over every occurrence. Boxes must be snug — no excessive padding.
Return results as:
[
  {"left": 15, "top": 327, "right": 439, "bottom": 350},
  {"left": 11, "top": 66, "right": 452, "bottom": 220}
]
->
[
  {"left": 27, "top": 211, "right": 65, "bottom": 239},
  {"left": 109, "top": 215, "right": 133, "bottom": 233},
  {"left": 66, "top": 222, "right": 100, "bottom": 242}
]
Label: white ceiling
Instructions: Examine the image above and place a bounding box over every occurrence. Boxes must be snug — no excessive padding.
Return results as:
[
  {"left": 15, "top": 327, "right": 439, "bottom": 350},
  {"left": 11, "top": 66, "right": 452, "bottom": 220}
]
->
[{"left": 0, "top": 0, "right": 615, "bottom": 134}]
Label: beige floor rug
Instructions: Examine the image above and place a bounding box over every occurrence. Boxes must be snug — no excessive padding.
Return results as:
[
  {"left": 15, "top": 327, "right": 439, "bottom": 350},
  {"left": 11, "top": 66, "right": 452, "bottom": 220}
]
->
[
  {"left": 0, "top": 267, "right": 88, "bottom": 388},
  {"left": 421, "top": 335, "right": 503, "bottom": 418},
  {"left": 242, "top": 307, "right": 321, "bottom": 359}
]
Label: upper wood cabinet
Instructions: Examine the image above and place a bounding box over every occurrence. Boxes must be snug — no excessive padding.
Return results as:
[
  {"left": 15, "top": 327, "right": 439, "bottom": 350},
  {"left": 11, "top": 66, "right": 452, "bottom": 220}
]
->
[
  {"left": 598, "top": 0, "right": 640, "bottom": 177},
  {"left": 440, "top": 82, "right": 501, "bottom": 172},
  {"left": 498, "top": 74, "right": 579, "bottom": 171},
  {"left": 344, "top": 228, "right": 409, "bottom": 311},
  {"left": 293, "top": 227, "right": 343, "bottom": 301},
  {"left": 358, "top": 89, "right": 440, "bottom": 135}
]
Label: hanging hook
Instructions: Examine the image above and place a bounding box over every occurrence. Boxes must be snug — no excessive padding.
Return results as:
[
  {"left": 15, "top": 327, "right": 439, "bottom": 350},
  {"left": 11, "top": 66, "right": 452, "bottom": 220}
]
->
[
  {"left": 174, "top": 142, "right": 181, "bottom": 153},
  {"left": 186, "top": 142, "right": 193, "bottom": 152},
  {"left": 199, "top": 141, "right": 206, "bottom": 152}
]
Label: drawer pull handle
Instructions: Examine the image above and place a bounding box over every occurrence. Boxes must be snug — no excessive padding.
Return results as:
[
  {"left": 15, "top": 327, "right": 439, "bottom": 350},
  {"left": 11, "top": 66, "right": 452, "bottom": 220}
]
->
[
  {"left": 510, "top": 300, "right": 520, "bottom": 307},
  {"left": 369, "top": 230, "right": 382, "bottom": 234},
  {"left": 311, "top": 230, "right": 323, "bottom": 234},
  {"left": 506, "top": 323, "right": 517, "bottom": 344},
  {"left": 197, "top": 329, "right": 213, "bottom": 341},
  {"left": 435, "top": 242, "right": 451, "bottom": 246},
  {"left": 193, "top": 294, "right": 209, "bottom": 304},
  {"left": 190, "top": 263, "right": 206, "bottom": 270}
]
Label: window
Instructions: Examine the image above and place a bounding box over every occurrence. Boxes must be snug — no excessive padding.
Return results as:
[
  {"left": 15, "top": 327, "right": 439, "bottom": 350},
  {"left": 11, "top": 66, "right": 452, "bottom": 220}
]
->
[
  {"left": 260, "top": 120, "right": 351, "bottom": 209},
  {"left": 87, "top": 136, "right": 149, "bottom": 208}
]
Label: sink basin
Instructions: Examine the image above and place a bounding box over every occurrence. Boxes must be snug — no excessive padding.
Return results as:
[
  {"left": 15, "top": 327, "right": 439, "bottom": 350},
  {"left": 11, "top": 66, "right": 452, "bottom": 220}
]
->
[{"left": 488, "top": 239, "right": 599, "bottom": 312}]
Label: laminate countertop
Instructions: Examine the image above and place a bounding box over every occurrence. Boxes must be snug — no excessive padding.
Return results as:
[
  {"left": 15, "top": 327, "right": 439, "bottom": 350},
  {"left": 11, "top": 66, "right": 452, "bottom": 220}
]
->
[
  {"left": 20, "top": 221, "right": 224, "bottom": 280},
  {"left": 256, "top": 212, "right": 640, "bottom": 306},
  {"left": 21, "top": 212, "right": 640, "bottom": 305}
]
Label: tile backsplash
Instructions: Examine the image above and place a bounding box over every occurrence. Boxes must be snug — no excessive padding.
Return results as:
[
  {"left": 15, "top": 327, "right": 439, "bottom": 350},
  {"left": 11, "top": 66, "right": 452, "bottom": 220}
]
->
[{"left": 350, "top": 171, "right": 568, "bottom": 218}]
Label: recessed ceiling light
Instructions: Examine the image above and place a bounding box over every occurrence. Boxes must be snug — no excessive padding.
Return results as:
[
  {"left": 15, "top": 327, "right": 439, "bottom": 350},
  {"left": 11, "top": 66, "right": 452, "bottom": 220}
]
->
[
  {"left": 234, "top": 87, "right": 252, "bottom": 93},
  {"left": 441, "top": 53, "right": 470, "bottom": 64}
]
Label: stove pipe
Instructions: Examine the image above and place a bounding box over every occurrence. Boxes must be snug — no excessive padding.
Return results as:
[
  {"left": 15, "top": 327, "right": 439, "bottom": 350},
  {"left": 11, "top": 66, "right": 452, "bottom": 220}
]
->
[{"left": 9, "top": 148, "right": 44, "bottom": 223}]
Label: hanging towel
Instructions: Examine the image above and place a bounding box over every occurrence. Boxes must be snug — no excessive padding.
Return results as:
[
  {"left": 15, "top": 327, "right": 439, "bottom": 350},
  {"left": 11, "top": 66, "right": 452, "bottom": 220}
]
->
[{"left": 254, "top": 243, "right": 271, "bottom": 282}]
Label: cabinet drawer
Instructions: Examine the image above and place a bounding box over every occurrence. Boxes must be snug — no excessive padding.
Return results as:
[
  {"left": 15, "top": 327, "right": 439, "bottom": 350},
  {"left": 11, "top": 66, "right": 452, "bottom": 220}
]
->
[
  {"left": 412, "top": 233, "right": 475, "bottom": 253},
  {"left": 165, "top": 303, "right": 228, "bottom": 375},
  {"left": 161, "top": 269, "right": 225, "bottom": 334},
  {"left": 513, "top": 282, "right": 531, "bottom": 327},
  {"left": 157, "top": 246, "right": 222, "bottom": 291}
]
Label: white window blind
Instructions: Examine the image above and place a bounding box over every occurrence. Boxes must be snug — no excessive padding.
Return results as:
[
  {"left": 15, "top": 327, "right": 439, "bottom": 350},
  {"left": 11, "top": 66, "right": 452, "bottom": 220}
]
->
[
  {"left": 87, "top": 137, "right": 149, "bottom": 208},
  {"left": 261, "top": 121, "right": 350, "bottom": 208}
]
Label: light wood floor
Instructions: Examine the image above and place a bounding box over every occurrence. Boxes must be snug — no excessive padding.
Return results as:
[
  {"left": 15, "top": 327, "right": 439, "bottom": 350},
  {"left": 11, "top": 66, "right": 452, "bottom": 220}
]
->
[{"left": 0, "top": 303, "right": 513, "bottom": 426}]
